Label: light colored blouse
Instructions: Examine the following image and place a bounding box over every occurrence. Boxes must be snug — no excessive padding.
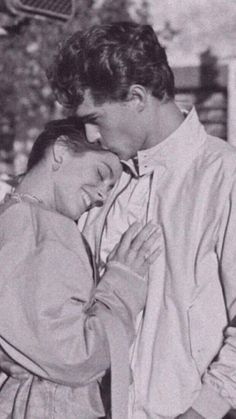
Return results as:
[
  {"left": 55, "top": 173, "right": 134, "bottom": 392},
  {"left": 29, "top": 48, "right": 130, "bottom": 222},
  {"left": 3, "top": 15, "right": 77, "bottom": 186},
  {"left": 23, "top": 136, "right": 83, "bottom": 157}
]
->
[{"left": 0, "top": 196, "right": 147, "bottom": 419}]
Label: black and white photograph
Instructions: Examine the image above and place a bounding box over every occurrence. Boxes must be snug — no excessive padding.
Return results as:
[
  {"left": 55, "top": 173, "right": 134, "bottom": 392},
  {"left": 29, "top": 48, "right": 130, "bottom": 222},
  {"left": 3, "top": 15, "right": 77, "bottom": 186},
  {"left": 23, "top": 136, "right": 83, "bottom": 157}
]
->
[{"left": 0, "top": 1, "right": 236, "bottom": 418}]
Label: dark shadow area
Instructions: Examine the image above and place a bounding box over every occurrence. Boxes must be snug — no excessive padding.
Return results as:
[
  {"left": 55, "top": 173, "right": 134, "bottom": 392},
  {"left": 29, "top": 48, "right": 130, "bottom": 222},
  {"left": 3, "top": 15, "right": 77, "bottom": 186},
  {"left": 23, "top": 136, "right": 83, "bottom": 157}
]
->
[
  {"left": 197, "top": 48, "right": 219, "bottom": 105},
  {"left": 224, "top": 411, "right": 236, "bottom": 419},
  {"left": 200, "top": 48, "right": 219, "bottom": 88}
]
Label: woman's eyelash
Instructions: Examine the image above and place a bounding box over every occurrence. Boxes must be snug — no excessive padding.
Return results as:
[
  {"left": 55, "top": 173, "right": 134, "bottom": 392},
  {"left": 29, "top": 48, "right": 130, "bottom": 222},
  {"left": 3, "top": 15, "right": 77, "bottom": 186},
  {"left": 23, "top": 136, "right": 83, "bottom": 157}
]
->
[
  {"left": 87, "top": 117, "right": 98, "bottom": 124},
  {"left": 97, "top": 170, "right": 104, "bottom": 180}
]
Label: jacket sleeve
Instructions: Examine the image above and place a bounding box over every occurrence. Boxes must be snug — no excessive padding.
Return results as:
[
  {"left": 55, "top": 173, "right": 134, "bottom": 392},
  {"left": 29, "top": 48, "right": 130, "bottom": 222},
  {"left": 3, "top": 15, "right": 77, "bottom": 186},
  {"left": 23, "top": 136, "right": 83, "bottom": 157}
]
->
[
  {"left": 0, "top": 214, "right": 147, "bottom": 388},
  {"left": 192, "top": 180, "right": 236, "bottom": 419}
]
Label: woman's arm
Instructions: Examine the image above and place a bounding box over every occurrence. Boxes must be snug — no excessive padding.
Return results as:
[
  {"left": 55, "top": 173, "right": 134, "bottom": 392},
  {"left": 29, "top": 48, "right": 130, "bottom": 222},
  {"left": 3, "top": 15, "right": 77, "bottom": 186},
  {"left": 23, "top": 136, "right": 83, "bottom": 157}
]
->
[{"left": 0, "top": 220, "right": 161, "bottom": 386}]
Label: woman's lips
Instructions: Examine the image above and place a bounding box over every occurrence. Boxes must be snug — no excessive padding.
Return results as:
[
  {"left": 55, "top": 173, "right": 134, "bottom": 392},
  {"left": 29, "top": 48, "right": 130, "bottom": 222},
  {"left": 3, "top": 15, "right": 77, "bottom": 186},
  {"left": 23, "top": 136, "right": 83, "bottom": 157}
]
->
[{"left": 81, "top": 189, "right": 103, "bottom": 210}]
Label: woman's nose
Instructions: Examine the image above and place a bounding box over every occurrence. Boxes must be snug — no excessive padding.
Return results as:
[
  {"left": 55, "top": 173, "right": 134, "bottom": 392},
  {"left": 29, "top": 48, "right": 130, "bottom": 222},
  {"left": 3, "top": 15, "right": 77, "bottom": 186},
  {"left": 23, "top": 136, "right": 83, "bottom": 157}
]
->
[
  {"left": 97, "top": 185, "right": 111, "bottom": 204},
  {"left": 85, "top": 124, "right": 102, "bottom": 144}
]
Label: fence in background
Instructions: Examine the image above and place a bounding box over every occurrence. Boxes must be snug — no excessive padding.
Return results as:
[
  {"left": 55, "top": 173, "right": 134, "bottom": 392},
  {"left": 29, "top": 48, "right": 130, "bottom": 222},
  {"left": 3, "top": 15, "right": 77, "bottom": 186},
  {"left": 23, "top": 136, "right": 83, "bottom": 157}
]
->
[{"left": 173, "top": 60, "right": 236, "bottom": 145}]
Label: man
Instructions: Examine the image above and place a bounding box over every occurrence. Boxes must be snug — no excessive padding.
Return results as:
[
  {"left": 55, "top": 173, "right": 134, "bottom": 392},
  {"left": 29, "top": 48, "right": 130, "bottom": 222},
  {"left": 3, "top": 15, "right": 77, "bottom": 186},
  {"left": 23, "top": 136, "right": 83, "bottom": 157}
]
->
[
  {"left": 46, "top": 22, "right": 236, "bottom": 419},
  {"left": 2, "top": 22, "right": 236, "bottom": 418}
]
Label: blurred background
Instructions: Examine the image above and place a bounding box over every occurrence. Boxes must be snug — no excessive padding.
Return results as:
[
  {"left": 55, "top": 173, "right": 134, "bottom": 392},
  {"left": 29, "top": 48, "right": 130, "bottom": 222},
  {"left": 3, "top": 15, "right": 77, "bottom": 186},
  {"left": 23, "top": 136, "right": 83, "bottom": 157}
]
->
[{"left": 0, "top": 0, "right": 236, "bottom": 191}]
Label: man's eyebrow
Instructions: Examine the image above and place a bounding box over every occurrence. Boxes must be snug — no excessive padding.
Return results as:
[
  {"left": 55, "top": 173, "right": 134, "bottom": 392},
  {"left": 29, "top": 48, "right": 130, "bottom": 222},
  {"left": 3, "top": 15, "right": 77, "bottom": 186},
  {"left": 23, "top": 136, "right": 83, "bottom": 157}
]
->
[{"left": 79, "top": 113, "right": 98, "bottom": 123}]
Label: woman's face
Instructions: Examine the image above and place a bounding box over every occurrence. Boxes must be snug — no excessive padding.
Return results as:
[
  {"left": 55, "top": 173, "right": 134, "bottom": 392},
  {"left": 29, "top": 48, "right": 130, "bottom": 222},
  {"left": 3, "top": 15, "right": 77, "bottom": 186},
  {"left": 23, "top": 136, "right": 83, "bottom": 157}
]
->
[{"left": 53, "top": 148, "right": 122, "bottom": 220}]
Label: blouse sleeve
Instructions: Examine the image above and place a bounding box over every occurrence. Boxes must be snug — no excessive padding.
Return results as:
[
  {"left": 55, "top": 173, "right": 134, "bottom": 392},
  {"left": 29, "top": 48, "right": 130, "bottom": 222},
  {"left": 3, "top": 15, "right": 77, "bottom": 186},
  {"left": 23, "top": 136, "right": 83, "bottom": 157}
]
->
[{"left": 0, "top": 204, "right": 147, "bottom": 388}]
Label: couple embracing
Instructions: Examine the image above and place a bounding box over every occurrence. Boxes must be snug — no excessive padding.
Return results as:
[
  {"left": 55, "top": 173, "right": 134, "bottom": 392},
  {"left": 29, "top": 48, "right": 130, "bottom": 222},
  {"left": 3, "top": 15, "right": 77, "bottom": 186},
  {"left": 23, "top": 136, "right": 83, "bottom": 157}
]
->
[{"left": 0, "top": 22, "right": 236, "bottom": 419}]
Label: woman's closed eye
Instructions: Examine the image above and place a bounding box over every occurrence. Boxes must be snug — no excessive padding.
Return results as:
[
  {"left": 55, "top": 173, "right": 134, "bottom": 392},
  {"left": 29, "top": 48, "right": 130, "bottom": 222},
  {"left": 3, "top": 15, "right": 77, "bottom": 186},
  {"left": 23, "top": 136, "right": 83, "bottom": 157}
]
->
[
  {"left": 97, "top": 169, "right": 104, "bottom": 181},
  {"left": 97, "top": 169, "right": 115, "bottom": 190},
  {"left": 97, "top": 164, "right": 111, "bottom": 181}
]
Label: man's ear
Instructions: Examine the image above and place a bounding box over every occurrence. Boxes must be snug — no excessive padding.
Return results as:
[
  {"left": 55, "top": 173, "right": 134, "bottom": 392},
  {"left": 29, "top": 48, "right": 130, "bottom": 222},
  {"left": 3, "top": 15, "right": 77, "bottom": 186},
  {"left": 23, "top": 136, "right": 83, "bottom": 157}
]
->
[
  {"left": 51, "top": 136, "right": 68, "bottom": 172},
  {"left": 127, "top": 84, "right": 148, "bottom": 112}
]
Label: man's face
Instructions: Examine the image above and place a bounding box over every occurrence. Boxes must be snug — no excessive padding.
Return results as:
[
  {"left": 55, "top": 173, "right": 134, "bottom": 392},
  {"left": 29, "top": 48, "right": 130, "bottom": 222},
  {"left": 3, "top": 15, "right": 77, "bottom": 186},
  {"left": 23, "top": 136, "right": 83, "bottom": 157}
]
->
[{"left": 76, "top": 90, "right": 145, "bottom": 161}]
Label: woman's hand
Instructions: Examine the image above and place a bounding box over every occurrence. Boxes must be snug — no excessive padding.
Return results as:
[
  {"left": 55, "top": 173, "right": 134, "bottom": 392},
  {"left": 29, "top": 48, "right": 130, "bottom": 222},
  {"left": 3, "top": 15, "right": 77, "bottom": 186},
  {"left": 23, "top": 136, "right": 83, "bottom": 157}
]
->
[
  {"left": 0, "top": 349, "right": 29, "bottom": 380},
  {"left": 108, "top": 221, "right": 162, "bottom": 278}
]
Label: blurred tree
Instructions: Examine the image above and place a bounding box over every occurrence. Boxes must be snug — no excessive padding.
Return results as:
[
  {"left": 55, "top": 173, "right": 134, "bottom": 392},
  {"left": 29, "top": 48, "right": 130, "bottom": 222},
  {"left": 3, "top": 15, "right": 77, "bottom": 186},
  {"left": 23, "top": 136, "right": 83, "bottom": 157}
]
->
[
  {"left": 96, "top": 0, "right": 131, "bottom": 23},
  {"left": 68, "top": 0, "right": 97, "bottom": 33},
  {"left": 135, "top": 0, "right": 150, "bottom": 24},
  {"left": 0, "top": 0, "right": 149, "bottom": 174},
  {"left": 0, "top": 18, "right": 62, "bottom": 172},
  {"left": 0, "top": 0, "right": 98, "bottom": 174}
]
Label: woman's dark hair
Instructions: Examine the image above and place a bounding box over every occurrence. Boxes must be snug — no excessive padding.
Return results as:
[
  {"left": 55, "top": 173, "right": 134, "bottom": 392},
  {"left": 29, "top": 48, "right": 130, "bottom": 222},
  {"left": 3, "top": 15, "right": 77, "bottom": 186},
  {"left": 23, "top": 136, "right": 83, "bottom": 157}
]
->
[
  {"left": 47, "top": 21, "right": 175, "bottom": 108},
  {"left": 27, "top": 117, "right": 87, "bottom": 172}
]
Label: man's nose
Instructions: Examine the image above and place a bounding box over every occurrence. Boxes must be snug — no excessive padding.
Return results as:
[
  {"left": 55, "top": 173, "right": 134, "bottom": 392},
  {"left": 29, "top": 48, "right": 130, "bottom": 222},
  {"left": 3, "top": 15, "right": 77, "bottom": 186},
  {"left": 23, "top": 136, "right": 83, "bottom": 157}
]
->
[{"left": 85, "top": 124, "right": 101, "bottom": 144}]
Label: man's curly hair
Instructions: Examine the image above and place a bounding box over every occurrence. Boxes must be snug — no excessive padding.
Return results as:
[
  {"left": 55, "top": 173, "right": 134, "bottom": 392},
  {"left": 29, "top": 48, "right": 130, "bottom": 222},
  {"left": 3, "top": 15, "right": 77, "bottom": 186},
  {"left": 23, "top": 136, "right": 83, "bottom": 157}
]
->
[{"left": 47, "top": 22, "right": 175, "bottom": 108}]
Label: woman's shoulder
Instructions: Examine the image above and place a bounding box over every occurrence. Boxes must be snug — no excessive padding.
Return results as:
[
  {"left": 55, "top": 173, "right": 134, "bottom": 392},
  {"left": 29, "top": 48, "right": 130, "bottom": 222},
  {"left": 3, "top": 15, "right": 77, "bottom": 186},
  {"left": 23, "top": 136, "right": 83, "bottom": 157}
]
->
[
  {"left": 0, "top": 194, "right": 84, "bottom": 253},
  {"left": 0, "top": 197, "right": 33, "bottom": 234},
  {"left": 0, "top": 195, "right": 58, "bottom": 240}
]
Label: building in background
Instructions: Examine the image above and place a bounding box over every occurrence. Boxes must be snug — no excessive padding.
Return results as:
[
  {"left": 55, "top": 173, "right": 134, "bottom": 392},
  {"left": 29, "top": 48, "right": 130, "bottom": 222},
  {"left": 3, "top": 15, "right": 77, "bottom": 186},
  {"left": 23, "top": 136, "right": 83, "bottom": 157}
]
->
[{"left": 131, "top": 0, "right": 236, "bottom": 146}]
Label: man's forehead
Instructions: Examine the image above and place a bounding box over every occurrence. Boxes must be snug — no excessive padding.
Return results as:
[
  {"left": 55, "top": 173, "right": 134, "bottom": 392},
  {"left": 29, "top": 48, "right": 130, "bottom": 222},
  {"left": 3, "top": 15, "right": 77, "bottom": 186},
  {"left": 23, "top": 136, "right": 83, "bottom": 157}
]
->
[
  {"left": 76, "top": 90, "right": 99, "bottom": 117},
  {"left": 76, "top": 108, "right": 98, "bottom": 121},
  {"left": 76, "top": 90, "right": 120, "bottom": 119}
]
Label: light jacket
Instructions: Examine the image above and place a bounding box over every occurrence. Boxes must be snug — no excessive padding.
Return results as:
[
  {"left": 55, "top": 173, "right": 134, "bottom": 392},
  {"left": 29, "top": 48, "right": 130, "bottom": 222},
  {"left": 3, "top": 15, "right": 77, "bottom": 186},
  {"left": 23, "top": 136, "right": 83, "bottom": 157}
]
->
[
  {"left": 81, "top": 108, "right": 236, "bottom": 419},
  {"left": 0, "top": 197, "right": 147, "bottom": 419}
]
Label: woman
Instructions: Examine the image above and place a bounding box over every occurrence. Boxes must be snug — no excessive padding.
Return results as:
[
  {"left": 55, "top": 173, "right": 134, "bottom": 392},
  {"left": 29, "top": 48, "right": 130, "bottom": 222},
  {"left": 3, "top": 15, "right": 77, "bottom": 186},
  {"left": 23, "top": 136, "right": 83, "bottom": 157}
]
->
[{"left": 0, "top": 119, "right": 161, "bottom": 419}]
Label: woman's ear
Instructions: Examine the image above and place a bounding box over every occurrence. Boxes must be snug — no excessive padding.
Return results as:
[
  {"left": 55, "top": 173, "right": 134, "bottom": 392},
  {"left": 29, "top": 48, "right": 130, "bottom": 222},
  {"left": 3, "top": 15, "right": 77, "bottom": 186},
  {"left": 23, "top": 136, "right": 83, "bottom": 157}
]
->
[
  {"left": 127, "top": 84, "right": 148, "bottom": 112},
  {"left": 51, "top": 136, "right": 68, "bottom": 172}
]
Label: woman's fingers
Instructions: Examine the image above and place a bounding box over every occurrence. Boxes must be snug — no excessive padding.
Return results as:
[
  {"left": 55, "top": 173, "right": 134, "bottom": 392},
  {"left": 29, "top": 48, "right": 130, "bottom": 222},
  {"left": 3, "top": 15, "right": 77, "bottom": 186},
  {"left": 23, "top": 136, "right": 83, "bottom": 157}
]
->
[
  {"left": 107, "top": 242, "right": 119, "bottom": 262},
  {"left": 130, "top": 222, "right": 159, "bottom": 252},
  {"left": 136, "top": 228, "right": 162, "bottom": 271},
  {"left": 142, "top": 246, "right": 162, "bottom": 266},
  {"left": 135, "top": 226, "right": 161, "bottom": 256},
  {"left": 118, "top": 222, "right": 141, "bottom": 252},
  {"left": 121, "top": 222, "right": 160, "bottom": 254},
  {"left": 108, "top": 221, "right": 163, "bottom": 277}
]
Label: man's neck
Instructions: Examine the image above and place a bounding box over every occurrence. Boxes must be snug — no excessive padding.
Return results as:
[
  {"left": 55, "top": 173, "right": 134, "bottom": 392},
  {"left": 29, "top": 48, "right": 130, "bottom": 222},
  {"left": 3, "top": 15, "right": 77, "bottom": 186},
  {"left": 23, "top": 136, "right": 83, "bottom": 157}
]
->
[{"left": 143, "top": 99, "right": 185, "bottom": 150}]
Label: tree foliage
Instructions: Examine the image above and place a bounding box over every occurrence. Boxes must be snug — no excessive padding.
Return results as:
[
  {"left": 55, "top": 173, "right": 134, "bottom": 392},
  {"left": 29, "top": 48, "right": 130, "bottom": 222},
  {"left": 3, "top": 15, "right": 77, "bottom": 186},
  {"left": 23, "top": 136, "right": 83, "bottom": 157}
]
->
[{"left": 0, "top": 0, "right": 149, "bottom": 174}]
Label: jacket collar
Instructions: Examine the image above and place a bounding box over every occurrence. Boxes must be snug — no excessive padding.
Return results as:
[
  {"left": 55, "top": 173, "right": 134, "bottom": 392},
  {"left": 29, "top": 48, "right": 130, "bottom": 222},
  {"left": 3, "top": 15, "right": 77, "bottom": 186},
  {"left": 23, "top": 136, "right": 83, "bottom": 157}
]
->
[{"left": 123, "top": 107, "right": 207, "bottom": 177}]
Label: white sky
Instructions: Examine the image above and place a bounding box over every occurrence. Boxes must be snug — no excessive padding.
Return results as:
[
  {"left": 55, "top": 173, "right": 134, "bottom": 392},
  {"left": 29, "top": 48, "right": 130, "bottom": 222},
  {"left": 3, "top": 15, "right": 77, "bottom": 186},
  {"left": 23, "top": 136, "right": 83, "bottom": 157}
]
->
[{"left": 94, "top": 0, "right": 236, "bottom": 65}]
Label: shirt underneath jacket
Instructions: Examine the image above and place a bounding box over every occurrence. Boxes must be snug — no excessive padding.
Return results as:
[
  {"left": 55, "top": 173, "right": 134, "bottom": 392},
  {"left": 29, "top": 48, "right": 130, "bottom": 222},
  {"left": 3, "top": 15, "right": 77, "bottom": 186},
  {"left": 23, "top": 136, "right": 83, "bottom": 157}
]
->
[{"left": 81, "top": 107, "right": 236, "bottom": 419}]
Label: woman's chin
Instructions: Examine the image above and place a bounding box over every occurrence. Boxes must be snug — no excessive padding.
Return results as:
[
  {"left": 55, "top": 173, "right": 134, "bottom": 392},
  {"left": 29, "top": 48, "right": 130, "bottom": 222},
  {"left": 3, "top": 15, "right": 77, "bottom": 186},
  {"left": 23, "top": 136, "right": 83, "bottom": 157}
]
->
[{"left": 86, "top": 201, "right": 104, "bottom": 211}]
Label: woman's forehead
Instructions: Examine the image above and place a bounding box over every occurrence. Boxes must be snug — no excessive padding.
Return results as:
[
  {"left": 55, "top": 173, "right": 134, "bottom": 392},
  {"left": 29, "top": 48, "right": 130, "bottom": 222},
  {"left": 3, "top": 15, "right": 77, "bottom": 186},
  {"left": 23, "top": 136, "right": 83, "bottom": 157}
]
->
[
  {"left": 90, "top": 150, "right": 122, "bottom": 175},
  {"left": 71, "top": 147, "right": 120, "bottom": 169},
  {"left": 86, "top": 148, "right": 118, "bottom": 161}
]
